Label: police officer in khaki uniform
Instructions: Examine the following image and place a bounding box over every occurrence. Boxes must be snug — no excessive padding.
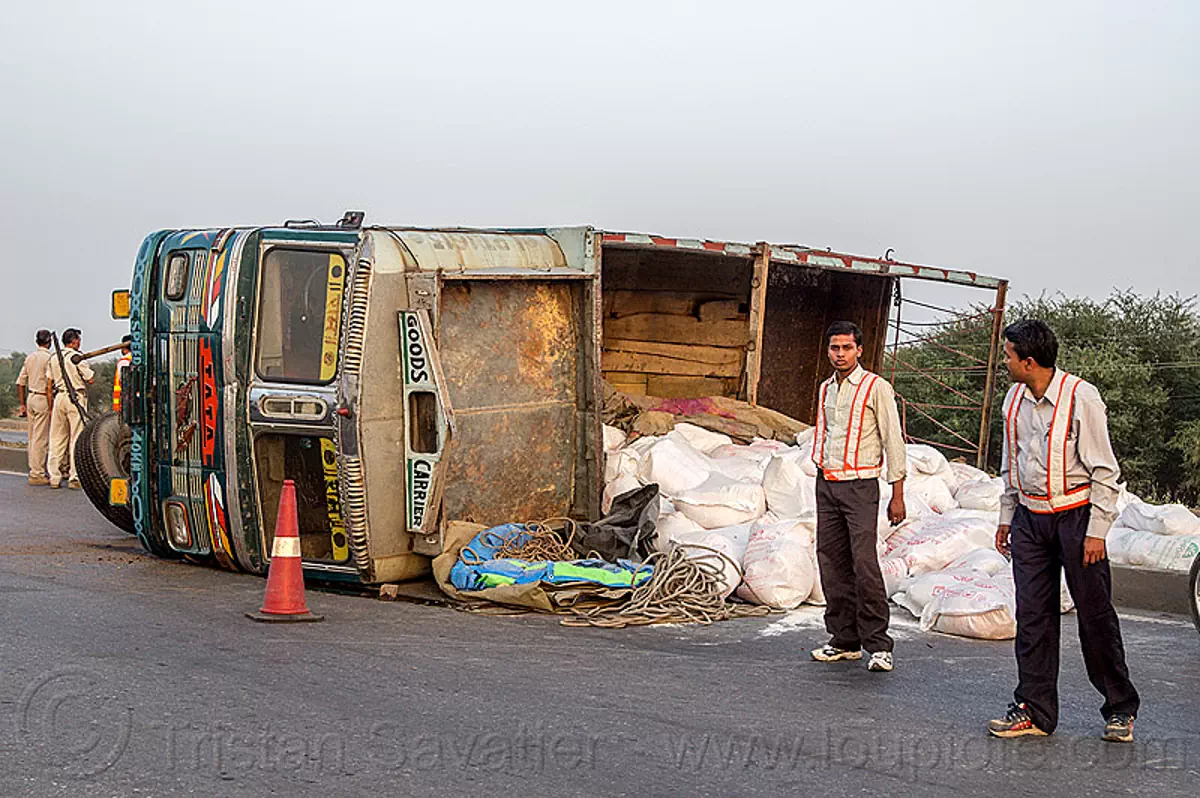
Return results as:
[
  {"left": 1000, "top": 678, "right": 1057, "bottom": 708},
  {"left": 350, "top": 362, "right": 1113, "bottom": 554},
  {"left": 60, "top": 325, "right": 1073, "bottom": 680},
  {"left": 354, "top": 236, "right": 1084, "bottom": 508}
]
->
[
  {"left": 16, "top": 329, "right": 54, "bottom": 485},
  {"left": 45, "top": 328, "right": 94, "bottom": 490}
]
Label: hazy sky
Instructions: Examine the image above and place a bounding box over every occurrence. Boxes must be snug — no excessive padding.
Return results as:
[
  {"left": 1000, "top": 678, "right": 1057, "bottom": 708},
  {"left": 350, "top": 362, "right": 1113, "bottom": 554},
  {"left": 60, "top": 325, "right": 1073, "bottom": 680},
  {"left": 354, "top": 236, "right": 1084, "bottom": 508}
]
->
[{"left": 1, "top": 1, "right": 1197, "bottom": 352}]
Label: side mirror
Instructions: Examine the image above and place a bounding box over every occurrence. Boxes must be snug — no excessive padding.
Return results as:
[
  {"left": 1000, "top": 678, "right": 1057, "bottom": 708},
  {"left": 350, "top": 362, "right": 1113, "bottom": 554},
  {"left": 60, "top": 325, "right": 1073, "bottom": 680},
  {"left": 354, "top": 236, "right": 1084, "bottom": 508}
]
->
[{"left": 111, "top": 290, "right": 131, "bottom": 319}]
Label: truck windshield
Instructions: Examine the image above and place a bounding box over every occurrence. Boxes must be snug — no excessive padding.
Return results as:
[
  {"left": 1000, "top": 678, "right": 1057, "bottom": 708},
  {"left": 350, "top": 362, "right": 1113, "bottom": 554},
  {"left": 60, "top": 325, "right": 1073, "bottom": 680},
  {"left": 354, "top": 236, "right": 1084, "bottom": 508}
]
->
[{"left": 256, "top": 248, "right": 346, "bottom": 383}]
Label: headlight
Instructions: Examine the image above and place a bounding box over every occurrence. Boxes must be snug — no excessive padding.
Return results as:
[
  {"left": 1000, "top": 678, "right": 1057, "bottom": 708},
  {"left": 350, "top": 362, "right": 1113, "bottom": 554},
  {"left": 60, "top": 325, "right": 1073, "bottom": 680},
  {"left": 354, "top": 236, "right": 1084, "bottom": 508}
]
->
[{"left": 165, "top": 502, "right": 191, "bottom": 547}]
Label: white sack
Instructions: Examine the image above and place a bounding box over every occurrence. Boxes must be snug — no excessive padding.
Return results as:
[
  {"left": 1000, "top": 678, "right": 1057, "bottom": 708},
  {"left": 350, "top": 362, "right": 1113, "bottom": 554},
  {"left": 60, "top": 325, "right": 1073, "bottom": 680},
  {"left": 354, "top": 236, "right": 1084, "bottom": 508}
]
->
[
  {"left": 906, "top": 474, "right": 958, "bottom": 514},
  {"left": 1116, "top": 501, "right": 1200, "bottom": 537},
  {"left": 948, "top": 547, "right": 1010, "bottom": 577},
  {"left": 604, "top": 448, "right": 639, "bottom": 485},
  {"left": 884, "top": 514, "right": 995, "bottom": 576},
  {"left": 880, "top": 557, "right": 910, "bottom": 597},
  {"left": 674, "top": 474, "right": 767, "bottom": 529},
  {"left": 948, "top": 461, "right": 989, "bottom": 486},
  {"left": 806, "top": 547, "right": 826, "bottom": 605},
  {"left": 655, "top": 511, "right": 705, "bottom": 552},
  {"left": 738, "top": 521, "right": 816, "bottom": 609},
  {"left": 672, "top": 529, "right": 744, "bottom": 598},
  {"left": 668, "top": 423, "right": 733, "bottom": 455},
  {"left": 955, "top": 477, "right": 1004, "bottom": 513},
  {"left": 1115, "top": 483, "right": 1142, "bottom": 515},
  {"left": 636, "top": 437, "right": 713, "bottom": 496},
  {"left": 919, "top": 571, "right": 1016, "bottom": 640},
  {"left": 906, "top": 444, "right": 958, "bottom": 489},
  {"left": 602, "top": 424, "right": 627, "bottom": 453},
  {"left": 707, "top": 446, "right": 772, "bottom": 483},
  {"left": 1106, "top": 527, "right": 1200, "bottom": 571},
  {"left": 763, "top": 449, "right": 818, "bottom": 520}
]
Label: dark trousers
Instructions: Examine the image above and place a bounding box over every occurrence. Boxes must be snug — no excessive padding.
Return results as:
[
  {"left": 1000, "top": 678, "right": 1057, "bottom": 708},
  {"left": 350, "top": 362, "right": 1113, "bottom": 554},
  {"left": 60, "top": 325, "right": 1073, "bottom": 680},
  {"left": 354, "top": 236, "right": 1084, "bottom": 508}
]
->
[
  {"left": 1011, "top": 504, "right": 1140, "bottom": 733},
  {"left": 815, "top": 474, "right": 892, "bottom": 653}
]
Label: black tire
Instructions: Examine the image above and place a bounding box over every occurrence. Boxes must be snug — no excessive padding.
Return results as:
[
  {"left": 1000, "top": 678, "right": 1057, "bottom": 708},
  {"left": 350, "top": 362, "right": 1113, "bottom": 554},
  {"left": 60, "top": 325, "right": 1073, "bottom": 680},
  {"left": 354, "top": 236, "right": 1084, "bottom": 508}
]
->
[
  {"left": 1190, "top": 552, "right": 1200, "bottom": 636},
  {"left": 75, "top": 411, "right": 136, "bottom": 535}
]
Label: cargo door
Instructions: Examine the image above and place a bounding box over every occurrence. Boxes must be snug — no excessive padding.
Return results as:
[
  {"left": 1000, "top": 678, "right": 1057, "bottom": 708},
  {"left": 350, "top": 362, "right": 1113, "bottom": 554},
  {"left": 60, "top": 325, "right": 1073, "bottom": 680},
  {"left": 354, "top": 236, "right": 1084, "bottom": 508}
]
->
[{"left": 435, "top": 279, "right": 585, "bottom": 526}]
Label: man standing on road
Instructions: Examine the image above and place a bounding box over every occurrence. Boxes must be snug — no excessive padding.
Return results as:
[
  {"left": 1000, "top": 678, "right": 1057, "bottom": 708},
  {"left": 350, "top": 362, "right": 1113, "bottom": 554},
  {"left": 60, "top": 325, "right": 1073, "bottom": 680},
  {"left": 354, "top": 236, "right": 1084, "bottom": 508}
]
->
[
  {"left": 15, "top": 329, "right": 54, "bottom": 486},
  {"left": 810, "top": 321, "right": 907, "bottom": 673},
  {"left": 45, "top": 328, "right": 94, "bottom": 490},
  {"left": 988, "top": 319, "right": 1139, "bottom": 743}
]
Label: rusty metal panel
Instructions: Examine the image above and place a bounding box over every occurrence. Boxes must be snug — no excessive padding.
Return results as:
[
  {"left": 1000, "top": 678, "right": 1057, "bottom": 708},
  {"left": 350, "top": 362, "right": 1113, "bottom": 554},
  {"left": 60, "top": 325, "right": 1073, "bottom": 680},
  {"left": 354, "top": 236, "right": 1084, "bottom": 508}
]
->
[
  {"left": 437, "top": 280, "right": 582, "bottom": 525},
  {"left": 438, "top": 282, "right": 579, "bottom": 409},
  {"left": 392, "top": 230, "right": 568, "bottom": 273},
  {"left": 442, "top": 403, "right": 577, "bottom": 526}
]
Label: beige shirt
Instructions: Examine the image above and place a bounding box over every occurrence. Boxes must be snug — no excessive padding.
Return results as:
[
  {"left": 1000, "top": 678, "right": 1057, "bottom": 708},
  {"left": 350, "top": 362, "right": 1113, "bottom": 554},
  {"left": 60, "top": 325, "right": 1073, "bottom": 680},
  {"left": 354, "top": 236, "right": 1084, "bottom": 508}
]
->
[
  {"left": 46, "top": 348, "right": 95, "bottom": 396},
  {"left": 999, "top": 369, "right": 1121, "bottom": 540},
  {"left": 817, "top": 365, "right": 908, "bottom": 483},
  {"left": 16, "top": 348, "right": 52, "bottom": 393}
]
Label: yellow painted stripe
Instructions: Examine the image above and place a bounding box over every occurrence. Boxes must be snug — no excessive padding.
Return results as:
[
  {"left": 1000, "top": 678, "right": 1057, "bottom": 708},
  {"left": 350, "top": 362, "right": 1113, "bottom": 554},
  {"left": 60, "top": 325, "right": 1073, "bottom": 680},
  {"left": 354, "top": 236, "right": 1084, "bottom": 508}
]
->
[
  {"left": 319, "top": 254, "right": 345, "bottom": 381},
  {"left": 272, "top": 536, "right": 302, "bottom": 558}
]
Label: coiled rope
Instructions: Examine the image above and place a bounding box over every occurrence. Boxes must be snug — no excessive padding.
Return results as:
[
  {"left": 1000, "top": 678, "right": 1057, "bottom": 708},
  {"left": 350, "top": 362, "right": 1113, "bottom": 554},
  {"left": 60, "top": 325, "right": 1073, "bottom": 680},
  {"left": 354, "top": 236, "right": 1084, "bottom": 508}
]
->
[
  {"left": 459, "top": 518, "right": 584, "bottom": 565},
  {"left": 561, "top": 543, "right": 770, "bottom": 628}
]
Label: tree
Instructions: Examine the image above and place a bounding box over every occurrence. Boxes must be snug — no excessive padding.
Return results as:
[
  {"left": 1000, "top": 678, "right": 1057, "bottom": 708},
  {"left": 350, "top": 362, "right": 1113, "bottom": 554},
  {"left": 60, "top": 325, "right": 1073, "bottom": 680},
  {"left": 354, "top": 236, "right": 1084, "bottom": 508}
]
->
[{"left": 0, "top": 352, "right": 26, "bottom": 418}]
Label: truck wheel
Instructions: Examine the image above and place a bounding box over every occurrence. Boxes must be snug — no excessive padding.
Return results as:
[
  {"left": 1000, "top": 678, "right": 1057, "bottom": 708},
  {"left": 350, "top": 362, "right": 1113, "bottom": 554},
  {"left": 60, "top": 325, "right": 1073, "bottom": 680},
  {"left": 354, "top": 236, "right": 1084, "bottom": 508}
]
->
[
  {"left": 1190, "top": 553, "right": 1200, "bottom": 636},
  {"left": 74, "top": 411, "right": 136, "bottom": 535}
]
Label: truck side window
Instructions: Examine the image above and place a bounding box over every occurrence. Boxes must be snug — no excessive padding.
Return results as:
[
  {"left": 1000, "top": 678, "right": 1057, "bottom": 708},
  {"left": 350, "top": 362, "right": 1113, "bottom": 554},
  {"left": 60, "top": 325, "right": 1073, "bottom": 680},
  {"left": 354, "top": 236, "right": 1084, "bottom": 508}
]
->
[
  {"left": 165, "top": 253, "right": 189, "bottom": 301},
  {"left": 255, "top": 248, "right": 346, "bottom": 383}
]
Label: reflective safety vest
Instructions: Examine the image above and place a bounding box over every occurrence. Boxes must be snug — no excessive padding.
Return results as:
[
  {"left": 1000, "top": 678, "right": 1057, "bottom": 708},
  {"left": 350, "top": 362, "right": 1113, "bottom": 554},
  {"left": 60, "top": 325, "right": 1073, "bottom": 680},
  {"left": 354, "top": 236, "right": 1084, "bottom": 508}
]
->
[
  {"left": 1003, "top": 373, "right": 1091, "bottom": 514},
  {"left": 812, "top": 371, "right": 883, "bottom": 481},
  {"left": 112, "top": 353, "right": 132, "bottom": 412}
]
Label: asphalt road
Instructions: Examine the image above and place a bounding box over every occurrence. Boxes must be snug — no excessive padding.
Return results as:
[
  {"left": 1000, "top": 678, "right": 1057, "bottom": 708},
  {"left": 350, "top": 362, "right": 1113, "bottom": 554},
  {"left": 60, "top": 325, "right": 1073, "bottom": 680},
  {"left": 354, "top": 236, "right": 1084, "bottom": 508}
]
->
[{"left": 1, "top": 472, "right": 1198, "bottom": 797}]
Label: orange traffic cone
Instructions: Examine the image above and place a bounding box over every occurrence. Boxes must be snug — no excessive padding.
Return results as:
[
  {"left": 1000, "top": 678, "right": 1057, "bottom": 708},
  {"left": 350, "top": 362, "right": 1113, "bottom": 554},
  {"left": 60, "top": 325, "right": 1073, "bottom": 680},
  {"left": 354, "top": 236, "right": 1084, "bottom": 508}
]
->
[{"left": 246, "top": 480, "right": 324, "bottom": 623}]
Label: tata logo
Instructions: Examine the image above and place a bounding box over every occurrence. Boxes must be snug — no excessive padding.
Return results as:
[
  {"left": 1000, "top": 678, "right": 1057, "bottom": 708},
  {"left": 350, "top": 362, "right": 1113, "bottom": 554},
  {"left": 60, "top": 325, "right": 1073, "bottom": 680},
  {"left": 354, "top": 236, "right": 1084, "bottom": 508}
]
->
[{"left": 403, "top": 314, "right": 430, "bottom": 385}]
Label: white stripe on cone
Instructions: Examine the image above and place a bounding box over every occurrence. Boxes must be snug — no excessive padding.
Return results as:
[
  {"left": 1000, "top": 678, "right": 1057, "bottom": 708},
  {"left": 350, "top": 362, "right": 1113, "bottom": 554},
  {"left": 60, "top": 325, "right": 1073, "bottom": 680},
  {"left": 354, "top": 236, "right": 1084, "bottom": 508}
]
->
[{"left": 272, "top": 536, "right": 301, "bottom": 558}]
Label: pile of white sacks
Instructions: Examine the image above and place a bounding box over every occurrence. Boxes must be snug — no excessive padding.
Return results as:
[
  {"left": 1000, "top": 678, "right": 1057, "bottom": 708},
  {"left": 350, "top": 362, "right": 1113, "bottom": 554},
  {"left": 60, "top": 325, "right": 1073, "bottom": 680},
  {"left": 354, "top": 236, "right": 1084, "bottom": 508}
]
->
[{"left": 603, "top": 421, "right": 1200, "bottom": 641}]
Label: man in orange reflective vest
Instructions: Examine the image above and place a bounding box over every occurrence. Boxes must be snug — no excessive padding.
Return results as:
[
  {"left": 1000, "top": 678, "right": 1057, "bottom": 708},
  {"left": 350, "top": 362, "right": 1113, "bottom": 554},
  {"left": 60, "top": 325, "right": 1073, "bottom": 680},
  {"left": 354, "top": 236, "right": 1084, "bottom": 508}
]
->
[
  {"left": 988, "top": 320, "right": 1139, "bottom": 743},
  {"left": 112, "top": 335, "right": 132, "bottom": 413},
  {"left": 810, "top": 321, "right": 907, "bottom": 673}
]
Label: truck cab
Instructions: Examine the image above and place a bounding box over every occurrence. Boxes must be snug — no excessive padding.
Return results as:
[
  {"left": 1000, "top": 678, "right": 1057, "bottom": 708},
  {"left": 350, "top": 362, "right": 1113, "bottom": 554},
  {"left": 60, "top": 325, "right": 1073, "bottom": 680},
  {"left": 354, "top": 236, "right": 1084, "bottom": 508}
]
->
[{"left": 101, "top": 217, "right": 602, "bottom": 584}]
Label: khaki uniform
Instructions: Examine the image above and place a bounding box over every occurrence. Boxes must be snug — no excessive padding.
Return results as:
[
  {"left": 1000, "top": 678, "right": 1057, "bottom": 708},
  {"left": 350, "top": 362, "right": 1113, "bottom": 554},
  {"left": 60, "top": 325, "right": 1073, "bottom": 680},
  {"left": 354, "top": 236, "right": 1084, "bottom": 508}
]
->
[
  {"left": 16, "top": 348, "right": 53, "bottom": 480},
  {"left": 46, "top": 349, "right": 94, "bottom": 486}
]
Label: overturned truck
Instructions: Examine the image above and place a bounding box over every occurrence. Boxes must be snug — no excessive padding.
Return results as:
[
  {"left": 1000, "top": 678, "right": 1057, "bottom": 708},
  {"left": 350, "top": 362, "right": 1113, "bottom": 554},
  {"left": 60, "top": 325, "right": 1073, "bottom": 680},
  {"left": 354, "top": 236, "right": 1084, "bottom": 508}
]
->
[{"left": 82, "top": 214, "right": 1007, "bottom": 585}]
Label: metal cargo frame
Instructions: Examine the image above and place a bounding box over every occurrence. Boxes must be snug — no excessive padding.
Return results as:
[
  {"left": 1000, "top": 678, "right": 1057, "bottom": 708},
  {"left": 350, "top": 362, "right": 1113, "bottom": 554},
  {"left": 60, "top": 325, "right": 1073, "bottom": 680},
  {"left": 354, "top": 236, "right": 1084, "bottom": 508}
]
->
[{"left": 597, "top": 233, "right": 1008, "bottom": 469}]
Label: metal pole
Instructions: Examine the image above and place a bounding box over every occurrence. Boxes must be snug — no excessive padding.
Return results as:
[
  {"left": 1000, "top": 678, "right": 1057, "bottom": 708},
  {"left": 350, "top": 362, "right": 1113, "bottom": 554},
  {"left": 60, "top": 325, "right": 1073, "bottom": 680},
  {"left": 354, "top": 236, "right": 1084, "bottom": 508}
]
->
[{"left": 976, "top": 280, "right": 1008, "bottom": 470}]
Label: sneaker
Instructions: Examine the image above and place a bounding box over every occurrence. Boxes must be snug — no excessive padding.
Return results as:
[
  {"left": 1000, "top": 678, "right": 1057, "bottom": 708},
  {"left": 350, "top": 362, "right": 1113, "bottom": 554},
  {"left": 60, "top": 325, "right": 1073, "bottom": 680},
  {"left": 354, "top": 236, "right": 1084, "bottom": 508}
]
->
[
  {"left": 67, "top": 479, "right": 82, "bottom": 490},
  {"left": 48, "top": 481, "right": 61, "bottom": 489},
  {"left": 867, "top": 651, "right": 893, "bottom": 672},
  {"left": 28, "top": 476, "right": 50, "bottom": 486},
  {"left": 811, "top": 644, "right": 863, "bottom": 662},
  {"left": 987, "top": 703, "right": 1048, "bottom": 738},
  {"left": 1103, "top": 714, "right": 1134, "bottom": 743}
]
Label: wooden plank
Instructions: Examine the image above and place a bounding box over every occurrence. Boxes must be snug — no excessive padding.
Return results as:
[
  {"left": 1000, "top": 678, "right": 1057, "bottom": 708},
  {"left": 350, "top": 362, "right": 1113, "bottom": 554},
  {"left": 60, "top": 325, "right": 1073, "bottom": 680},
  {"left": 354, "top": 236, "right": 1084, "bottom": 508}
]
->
[
  {"left": 604, "top": 338, "right": 742, "bottom": 367},
  {"left": 603, "top": 313, "right": 749, "bottom": 347},
  {"left": 605, "top": 290, "right": 696, "bottom": 318},
  {"left": 610, "top": 382, "right": 647, "bottom": 396},
  {"left": 602, "top": 350, "right": 741, "bottom": 378},
  {"left": 698, "top": 300, "right": 744, "bottom": 321},
  {"left": 601, "top": 370, "right": 648, "bottom": 384},
  {"left": 647, "top": 375, "right": 727, "bottom": 398},
  {"left": 745, "top": 244, "right": 770, "bottom": 405}
]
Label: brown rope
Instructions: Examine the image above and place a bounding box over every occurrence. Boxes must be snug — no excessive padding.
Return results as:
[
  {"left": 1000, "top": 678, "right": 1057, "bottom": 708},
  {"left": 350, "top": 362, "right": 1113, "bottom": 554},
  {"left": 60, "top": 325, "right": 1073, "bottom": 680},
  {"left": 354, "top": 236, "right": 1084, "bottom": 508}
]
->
[{"left": 561, "top": 543, "right": 770, "bottom": 629}]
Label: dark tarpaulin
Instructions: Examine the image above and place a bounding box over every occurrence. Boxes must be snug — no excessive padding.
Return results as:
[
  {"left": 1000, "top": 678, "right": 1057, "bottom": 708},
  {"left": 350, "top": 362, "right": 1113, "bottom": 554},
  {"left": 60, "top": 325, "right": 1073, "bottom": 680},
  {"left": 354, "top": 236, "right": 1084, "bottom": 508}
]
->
[{"left": 571, "top": 484, "right": 660, "bottom": 564}]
